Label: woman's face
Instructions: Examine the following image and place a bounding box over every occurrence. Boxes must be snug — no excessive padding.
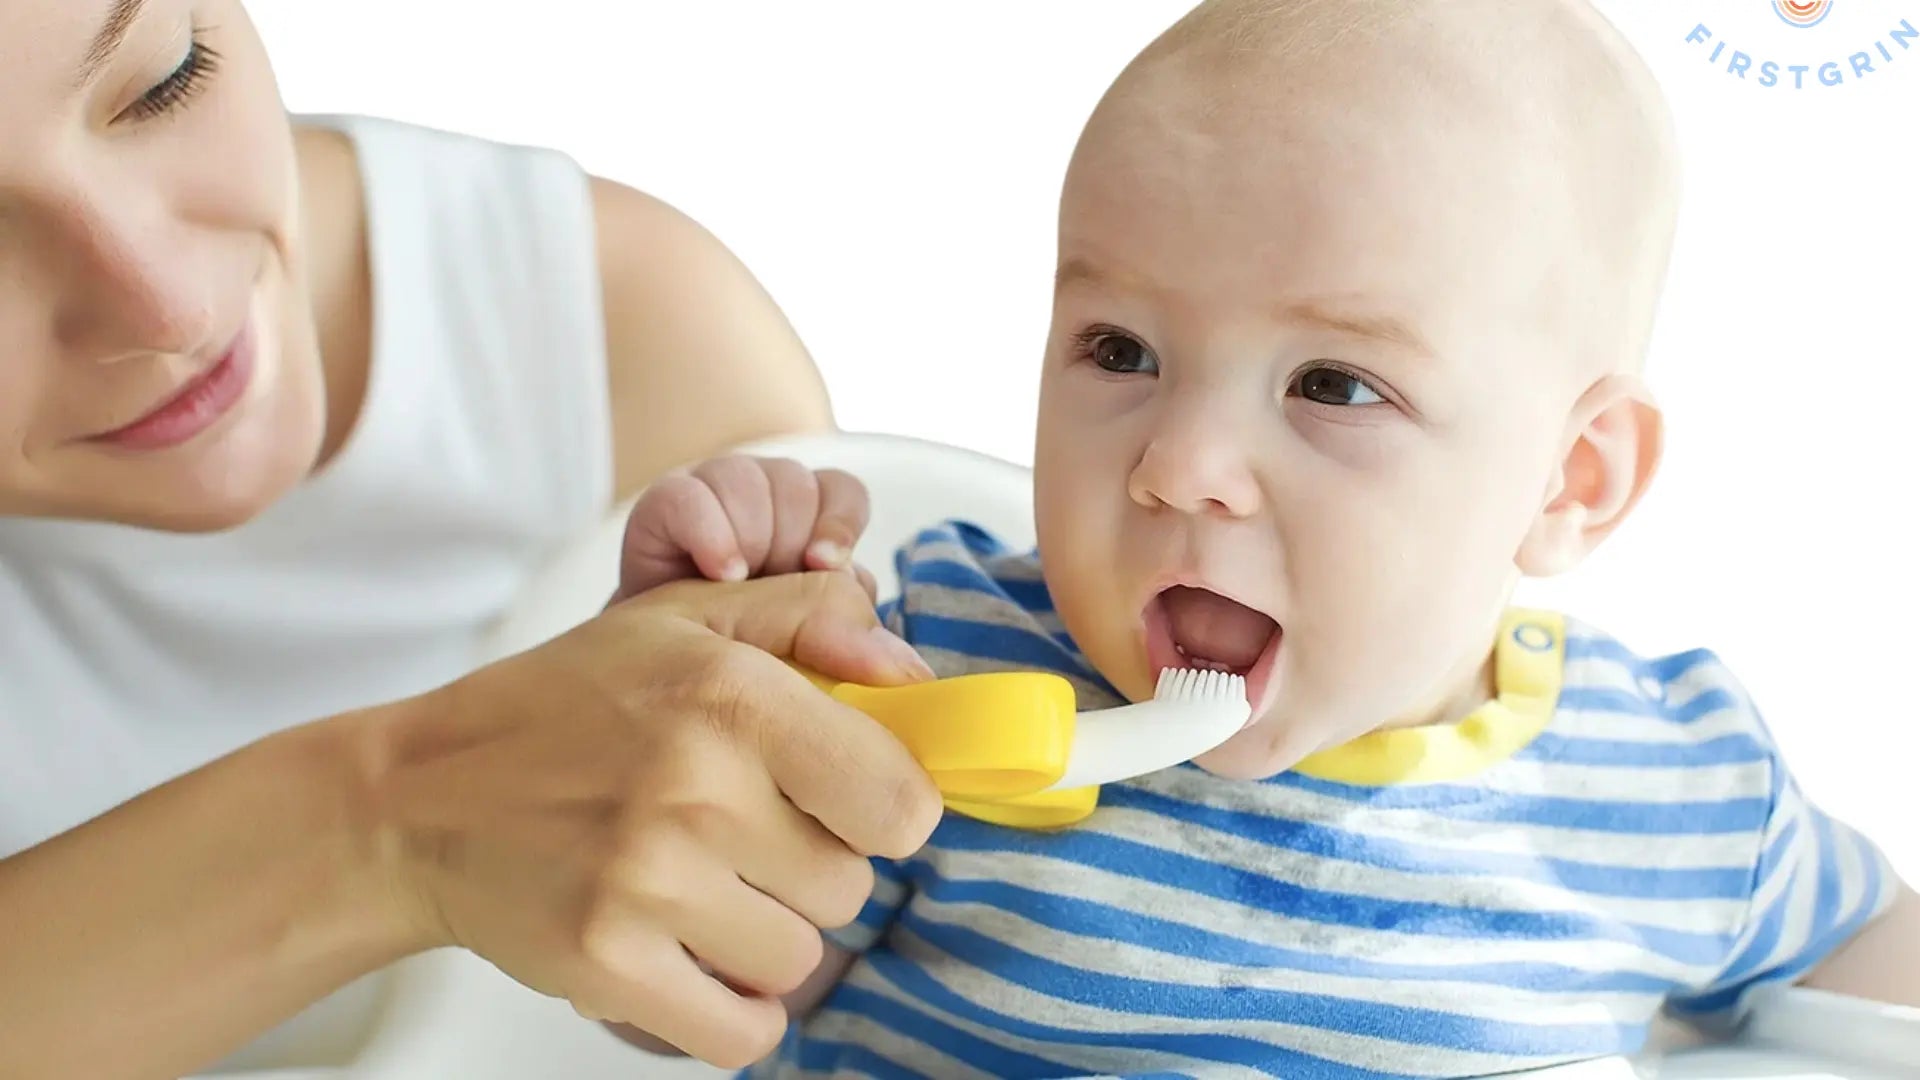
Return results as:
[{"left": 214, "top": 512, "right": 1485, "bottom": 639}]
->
[{"left": 0, "top": 0, "right": 325, "bottom": 530}]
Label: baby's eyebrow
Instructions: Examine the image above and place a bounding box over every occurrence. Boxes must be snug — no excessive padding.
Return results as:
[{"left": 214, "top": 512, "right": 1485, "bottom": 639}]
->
[
  {"left": 1281, "top": 301, "right": 1435, "bottom": 357},
  {"left": 1054, "top": 257, "right": 1149, "bottom": 295},
  {"left": 1057, "top": 259, "right": 1436, "bottom": 357}
]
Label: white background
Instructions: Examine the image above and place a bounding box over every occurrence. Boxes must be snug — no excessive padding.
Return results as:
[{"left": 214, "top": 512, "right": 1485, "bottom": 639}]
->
[{"left": 254, "top": 1, "right": 1918, "bottom": 875}]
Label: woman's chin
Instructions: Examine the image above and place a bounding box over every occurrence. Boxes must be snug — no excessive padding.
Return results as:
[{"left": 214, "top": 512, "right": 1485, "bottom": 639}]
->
[
  {"left": 79, "top": 387, "right": 324, "bottom": 533},
  {"left": 137, "top": 482, "right": 300, "bottom": 533},
  {"left": 152, "top": 429, "right": 322, "bottom": 532}
]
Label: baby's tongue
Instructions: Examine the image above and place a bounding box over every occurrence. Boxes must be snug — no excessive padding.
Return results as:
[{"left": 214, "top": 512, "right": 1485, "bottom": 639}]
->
[{"left": 1160, "top": 586, "right": 1275, "bottom": 672}]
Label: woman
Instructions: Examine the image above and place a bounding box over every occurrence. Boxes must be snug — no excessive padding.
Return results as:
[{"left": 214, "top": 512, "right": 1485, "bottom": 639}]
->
[{"left": 0, "top": 1, "right": 941, "bottom": 1075}]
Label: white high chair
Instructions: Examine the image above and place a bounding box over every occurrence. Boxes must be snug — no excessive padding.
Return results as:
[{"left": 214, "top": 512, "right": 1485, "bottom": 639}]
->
[{"left": 196, "top": 432, "right": 1918, "bottom": 1079}]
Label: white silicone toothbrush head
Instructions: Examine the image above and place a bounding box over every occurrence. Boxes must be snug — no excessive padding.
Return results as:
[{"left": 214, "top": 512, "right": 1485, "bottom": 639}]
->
[{"left": 1044, "top": 667, "right": 1252, "bottom": 791}]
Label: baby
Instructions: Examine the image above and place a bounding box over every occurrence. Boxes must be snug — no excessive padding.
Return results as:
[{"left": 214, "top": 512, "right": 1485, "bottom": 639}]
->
[{"left": 615, "top": 0, "right": 1917, "bottom": 1075}]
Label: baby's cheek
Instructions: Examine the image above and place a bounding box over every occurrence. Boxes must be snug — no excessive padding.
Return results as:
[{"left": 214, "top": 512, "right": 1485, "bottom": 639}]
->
[
  {"left": 1055, "top": 570, "right": 1148, "bottom": 697},
  {"left": 1301, "top": 613, "right": 1407, "bottom": 724},
  {"left": 1275, "top": 563, "right": 1453, "bottom": 742},
  {"left": 1040, "top": 554, "right": 1152, "bottom": 706}
]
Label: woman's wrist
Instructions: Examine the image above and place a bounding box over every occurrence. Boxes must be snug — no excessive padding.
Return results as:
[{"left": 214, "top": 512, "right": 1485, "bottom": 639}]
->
[{"left": 302, "top": 695, "right": 453, "bottom": 965}]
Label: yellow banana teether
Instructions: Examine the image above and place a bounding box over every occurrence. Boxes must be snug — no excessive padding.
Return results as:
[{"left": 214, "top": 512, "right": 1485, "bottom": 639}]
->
[{"left": 791, "top": 663, "right": 1252, "bottom": 830}]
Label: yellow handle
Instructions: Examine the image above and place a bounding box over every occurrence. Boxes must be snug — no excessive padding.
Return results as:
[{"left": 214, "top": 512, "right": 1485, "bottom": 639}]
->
[{"left": 791, "top": 664, "right": 1100, "bottom": 829}]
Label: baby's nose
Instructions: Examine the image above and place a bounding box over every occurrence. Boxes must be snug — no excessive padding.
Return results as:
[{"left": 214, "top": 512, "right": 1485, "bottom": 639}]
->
[{"left": 1128, "top": 427, "right": 1261, "bottom": 518}]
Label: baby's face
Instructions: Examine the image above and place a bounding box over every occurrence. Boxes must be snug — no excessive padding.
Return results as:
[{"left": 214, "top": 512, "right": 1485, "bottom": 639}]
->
[{"left": 1035, "top": 65, "right": 1593, "bottom": 778}]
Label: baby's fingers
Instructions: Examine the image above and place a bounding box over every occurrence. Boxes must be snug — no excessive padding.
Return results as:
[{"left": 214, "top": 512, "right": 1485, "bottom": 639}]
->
[
  {"left": 639, "top": 475, "right": 748, "bottom": 584},
  {"left": 804, "top": 469, "right": 871, "bottom": 572},
  {"left": 692, "top": 456, "right": 781, "bottom": 575},
  {"left": 757, "top": 458, "right": 825, "bottom": 576}
]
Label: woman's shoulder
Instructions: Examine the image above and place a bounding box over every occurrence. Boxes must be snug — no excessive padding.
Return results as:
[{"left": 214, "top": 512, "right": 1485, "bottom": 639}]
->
[
  {"left": 294, "top": 114, "right": 582, "bottom": 179},
  {"left": 293, "top": 114, "right": 596, "bottom": 289}
]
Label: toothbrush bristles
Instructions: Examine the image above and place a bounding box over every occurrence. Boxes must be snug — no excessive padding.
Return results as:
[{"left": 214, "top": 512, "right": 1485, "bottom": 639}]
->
[{"left": 1153, "top": 666, "right": 1248, "bottom": 704}]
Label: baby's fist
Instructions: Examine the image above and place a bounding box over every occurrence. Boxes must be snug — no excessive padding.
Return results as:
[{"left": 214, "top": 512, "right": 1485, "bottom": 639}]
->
[{"left": 615, "top": 456, "right": 873, "bottom": 602}]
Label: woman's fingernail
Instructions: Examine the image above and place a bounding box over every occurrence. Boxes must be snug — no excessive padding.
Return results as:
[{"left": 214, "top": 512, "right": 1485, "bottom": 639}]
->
[
  {"left": 869, "top": 626, "right": 934, "bottom": 679},
  {"left": 720, "top": 558, "right": 748, "bottom": 582},
  {"left": 808, "top": 540, "right": 848, "bottom": 568}
]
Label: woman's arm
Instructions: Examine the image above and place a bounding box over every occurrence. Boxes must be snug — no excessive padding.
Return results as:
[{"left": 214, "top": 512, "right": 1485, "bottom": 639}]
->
[
  {"left": 0, "top": 712, "right": 420, "bottom": 1080},
  {"left": 0, "top": 573, "right": 938, "bottom": 1078},
  {"left": 591, "top": 178, "right": 836, "bottom": 499}
]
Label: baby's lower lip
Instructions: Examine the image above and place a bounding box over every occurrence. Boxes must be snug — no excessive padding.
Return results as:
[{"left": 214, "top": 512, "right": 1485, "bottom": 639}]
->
[{"left": 1239, "top": 633, "right": 1283, "bottom": 719}]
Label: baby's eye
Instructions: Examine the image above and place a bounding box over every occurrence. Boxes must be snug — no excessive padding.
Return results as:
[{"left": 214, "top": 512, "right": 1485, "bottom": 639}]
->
[
  {"left": 1076, "top": 330, "right": 1159, "bottom": 376},
  {"left": 1290, "top": 365, "right": 1384, "bottom": 407}
]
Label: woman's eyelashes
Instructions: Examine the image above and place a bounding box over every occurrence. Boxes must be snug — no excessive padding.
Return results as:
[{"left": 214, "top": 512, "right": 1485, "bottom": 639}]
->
[{"left": 119, "top": 33, "right": 221, "bottom": 124}]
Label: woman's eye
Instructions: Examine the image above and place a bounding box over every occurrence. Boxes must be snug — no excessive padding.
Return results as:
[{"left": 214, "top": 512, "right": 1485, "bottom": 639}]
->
[
  {"left": 1080, "top": 331, "right": 1158, "bottom": 375},
  {"left": 119, "top": 37, "right": 220, "bottom": 124},
  {"left": 1291, "top": 365, "right": 1385, "bottom": 406}
]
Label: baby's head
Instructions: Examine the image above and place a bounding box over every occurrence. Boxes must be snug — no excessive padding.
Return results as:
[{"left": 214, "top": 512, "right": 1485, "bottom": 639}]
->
[{"left": 1033, "top": 0, "right": 1680, "bottom": 778}]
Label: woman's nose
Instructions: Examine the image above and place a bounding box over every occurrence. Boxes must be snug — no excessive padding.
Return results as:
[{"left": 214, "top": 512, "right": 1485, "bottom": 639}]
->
[{"left": 42, "top": 186, "right": 218, "bottom": 363}]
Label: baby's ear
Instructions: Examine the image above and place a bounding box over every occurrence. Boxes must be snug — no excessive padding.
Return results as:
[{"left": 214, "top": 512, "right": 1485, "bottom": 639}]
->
[{"left": 1515, "top": 374, "right": 1663, "bottom": 577}]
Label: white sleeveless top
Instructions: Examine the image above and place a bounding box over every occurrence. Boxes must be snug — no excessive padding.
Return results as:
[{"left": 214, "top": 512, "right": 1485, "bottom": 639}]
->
[{"left": 0, "top": 115, "right": 612, "bottom": 858}]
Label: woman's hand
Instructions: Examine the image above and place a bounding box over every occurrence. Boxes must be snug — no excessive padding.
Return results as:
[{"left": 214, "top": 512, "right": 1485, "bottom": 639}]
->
[{"left": 373, "top": 571, "right": 939, "bottom": 1068}]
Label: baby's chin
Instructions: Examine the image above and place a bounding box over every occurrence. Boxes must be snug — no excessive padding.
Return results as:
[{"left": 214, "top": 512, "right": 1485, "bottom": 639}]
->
[{"left": 1187, "top": 712, "right": 1323, "bottom": 781}]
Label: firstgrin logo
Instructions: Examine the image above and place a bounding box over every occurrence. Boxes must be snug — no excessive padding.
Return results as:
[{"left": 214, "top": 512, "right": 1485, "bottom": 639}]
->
[
  {"left": 1688, "top": 4, "right": 1917, "bottom": 88},
  {"left": 1775, "top": 1, "right": 1833, "bottom": 29}
]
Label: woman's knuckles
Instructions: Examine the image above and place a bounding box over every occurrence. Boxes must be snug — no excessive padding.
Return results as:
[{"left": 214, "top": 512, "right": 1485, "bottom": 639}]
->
[
  {"left": 596, "top": 829, "right": 705, "bottom": 915},
  {"left": 699, "top": 1012, "right": 789, "bottom": 1071},
  {"left": 651, "top": 639, "right": 774, "bottom": 735},
  {"left": 576, "top": 903, "right": 663, "bottom": 983},
  {"left": 763, "top": 922, "right": 826, "bottom": 997},
  {"left": 814, "top": 855, "right": 877, "bottom": 930}
]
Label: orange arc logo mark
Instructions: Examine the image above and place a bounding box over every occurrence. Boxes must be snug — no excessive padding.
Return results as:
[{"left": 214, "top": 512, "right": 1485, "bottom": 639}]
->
[{"left": 1774, "top": 1, "right": 1834, "bottom": 28}]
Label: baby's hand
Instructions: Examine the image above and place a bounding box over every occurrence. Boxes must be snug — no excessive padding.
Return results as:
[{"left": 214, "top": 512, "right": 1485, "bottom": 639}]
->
[{"left": 616, "top": 455, "right": 876, "bottom": 601}]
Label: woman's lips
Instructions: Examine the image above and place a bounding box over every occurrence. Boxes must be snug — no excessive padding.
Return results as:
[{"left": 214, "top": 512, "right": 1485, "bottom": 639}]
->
[{"left": 90, "top": 320, "right": 256, "bottom": 452}]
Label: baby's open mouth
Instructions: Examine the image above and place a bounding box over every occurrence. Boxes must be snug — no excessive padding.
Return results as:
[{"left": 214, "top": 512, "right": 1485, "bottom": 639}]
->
[{"left": 1144, "top": 585, "right": 1282, "bottom": 715}]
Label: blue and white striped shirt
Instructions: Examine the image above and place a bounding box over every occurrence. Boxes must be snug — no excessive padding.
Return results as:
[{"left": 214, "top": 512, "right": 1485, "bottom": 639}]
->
[{"left": 756, "top": 521, "right": 1895, "bottom": 1079}]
